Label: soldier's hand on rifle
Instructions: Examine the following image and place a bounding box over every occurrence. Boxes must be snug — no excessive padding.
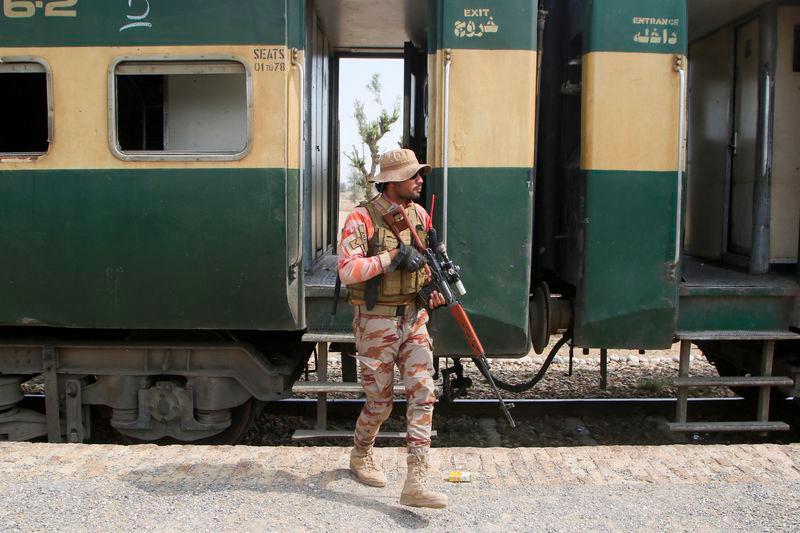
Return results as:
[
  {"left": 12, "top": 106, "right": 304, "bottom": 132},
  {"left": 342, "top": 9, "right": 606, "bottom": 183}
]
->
[
  {"left": 388, "top": 243, "right": 426, "bottom": 273},
  {"left": 428, "top": 290, "right": 447, "bottom": 309}
]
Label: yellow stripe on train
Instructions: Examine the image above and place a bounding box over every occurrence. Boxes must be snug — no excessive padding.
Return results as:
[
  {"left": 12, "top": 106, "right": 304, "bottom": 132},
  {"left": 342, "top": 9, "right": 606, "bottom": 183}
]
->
[
  {"left": 581, "top": 51, "right": 683, "bottom": 172},
  {"left": 427, "top": 49, "right": 537, "bottom": 169},
  {"left": 0, "top": 45, "right": 302, "bottom": 171}
]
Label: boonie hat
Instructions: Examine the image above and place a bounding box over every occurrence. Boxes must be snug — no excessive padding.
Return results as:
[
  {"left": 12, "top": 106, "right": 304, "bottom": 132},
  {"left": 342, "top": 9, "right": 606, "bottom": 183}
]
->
[{"left": 371, "top": 148, "right": 431, "bottom": 183}]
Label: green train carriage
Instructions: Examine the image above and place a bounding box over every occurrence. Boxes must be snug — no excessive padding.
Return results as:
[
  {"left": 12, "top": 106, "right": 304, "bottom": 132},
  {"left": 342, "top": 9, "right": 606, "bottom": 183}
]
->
[
  {"left": 0, "top": 0, "right": 798, "bottom": 444},
  {"left": 535, "top": 0, "right": 800, "bottom": 433},
  {"left": 0, "top": 0, "right": 310, "bottom": 442}
]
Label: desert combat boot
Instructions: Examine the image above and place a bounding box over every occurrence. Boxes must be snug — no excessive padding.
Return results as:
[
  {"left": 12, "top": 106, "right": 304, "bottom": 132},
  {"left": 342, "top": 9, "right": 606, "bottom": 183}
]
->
[
  {"left": 349, "top": 446, "right": 387, "bottom": 487},
  {"left": 399, "top": 448, "right": 448, "bottom": 509}
]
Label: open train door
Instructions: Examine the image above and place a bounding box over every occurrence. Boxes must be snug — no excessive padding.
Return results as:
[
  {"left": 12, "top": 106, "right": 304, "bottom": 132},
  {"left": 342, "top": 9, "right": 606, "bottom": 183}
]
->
[
  {"left": 403, "top": 41, "right": 428, "bottom": 169},
  {"left": 575, "top": 0, "right": 687, "bottom": 349},
  {"left": 425, "top": 1, "right": 537, "bottom": 356}
]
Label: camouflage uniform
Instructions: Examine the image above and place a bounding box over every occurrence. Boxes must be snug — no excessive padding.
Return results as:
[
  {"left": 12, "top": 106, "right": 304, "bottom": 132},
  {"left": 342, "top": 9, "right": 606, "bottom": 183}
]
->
[{"left": 338, "top": 201, "right": 437, "bottom": 451}]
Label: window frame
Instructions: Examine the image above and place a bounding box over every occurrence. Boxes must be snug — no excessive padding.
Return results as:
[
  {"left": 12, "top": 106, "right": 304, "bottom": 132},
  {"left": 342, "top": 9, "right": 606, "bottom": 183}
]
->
[
  {"left": 108, "top": 55, "right": 254, "bottom": 162},
  {"left": 0, "top": 56, "right": 54, "bottom": 159}
]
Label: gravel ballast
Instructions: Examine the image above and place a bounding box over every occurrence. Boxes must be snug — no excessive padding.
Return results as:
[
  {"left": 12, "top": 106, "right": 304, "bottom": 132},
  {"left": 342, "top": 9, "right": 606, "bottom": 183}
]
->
[{"left": 296, "top": 338, "right": 733, "bottom": 401}]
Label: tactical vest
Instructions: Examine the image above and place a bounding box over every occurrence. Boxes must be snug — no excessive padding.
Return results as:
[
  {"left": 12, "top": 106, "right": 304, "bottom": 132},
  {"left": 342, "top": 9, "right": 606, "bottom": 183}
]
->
[{"left": 347, "top": 195, "right": 429, "bottom": 307}]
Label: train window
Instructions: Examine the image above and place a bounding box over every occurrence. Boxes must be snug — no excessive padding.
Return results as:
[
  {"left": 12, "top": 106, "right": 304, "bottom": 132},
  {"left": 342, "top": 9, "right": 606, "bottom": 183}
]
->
[
  {"left": 0, "top": 60, "right": 52, "bottom": 156},
  {"left": 110, "top": 58, "right": 251, "bottom": 161}
]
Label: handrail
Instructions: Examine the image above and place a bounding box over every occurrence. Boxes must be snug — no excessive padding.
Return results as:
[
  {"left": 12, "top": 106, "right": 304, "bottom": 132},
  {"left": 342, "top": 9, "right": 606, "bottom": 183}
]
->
[
  {"left": 442, "top": 49, "right": 452, "bottom": 247},
  {"left": 673, "top": 55, "right": 687, "bottom": 267},
  {"left": 761, "top": 70, "right": 771, "bottom": 177},
  {"left": 289, "top": 48, "right": 304, "bottom": 276}
]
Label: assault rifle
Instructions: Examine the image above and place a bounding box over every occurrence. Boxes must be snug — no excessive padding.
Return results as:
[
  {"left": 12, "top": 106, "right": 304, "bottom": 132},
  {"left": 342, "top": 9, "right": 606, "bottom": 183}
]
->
[{"left": 382, "top": 203, "right": 517, "bottom": 428}]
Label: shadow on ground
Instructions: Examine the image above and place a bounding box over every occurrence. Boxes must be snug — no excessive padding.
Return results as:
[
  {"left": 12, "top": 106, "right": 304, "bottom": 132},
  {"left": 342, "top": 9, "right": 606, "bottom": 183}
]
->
[{"left": 121, "top": 463, "right": 431, "bottom": 529}]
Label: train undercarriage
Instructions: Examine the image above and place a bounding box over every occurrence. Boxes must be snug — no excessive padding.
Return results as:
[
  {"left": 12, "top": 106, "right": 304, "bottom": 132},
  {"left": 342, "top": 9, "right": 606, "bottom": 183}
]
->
[{"left": 0, "top": 330, "right": 312, "bottom": 443}]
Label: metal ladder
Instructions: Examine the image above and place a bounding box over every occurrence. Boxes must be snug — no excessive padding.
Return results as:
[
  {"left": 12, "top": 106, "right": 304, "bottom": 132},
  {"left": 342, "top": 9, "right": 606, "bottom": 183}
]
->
[
  {"left": 292, "top": 333, "right": 435, "bottom": 440},
  {"left": 668, "top": 333, "right": 795, "bottom": 433}
]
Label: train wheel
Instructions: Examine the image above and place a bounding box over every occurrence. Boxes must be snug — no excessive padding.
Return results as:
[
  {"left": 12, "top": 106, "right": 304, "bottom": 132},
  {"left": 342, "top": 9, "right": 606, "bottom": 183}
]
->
[
  {"left": 190, "top": 398, "right": 265, "bottom": 445},
  {"left": 112, "top": 398, "right": 264, "bottom": 446}
]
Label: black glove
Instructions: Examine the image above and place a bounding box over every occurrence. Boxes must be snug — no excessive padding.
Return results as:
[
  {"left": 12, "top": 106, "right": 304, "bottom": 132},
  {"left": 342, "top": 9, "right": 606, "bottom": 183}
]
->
[{"left": 389, "top": 243, "right": 426, "bottom": 273}]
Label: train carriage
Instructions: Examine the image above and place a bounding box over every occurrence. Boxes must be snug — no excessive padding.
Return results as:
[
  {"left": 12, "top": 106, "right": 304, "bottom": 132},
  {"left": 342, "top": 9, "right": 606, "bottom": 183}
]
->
[
  {"left": 0, "top": 0, "right": 310, "bottom": 442},
  {"left": 0, "top": 0, "right": 799, "bottom": 444}
]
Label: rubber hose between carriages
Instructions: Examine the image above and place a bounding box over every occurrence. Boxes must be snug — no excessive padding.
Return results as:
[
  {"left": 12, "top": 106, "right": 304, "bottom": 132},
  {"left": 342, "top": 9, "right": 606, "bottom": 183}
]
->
[{"left": 478, "top": 334, "right": 572, "bottom": 393}]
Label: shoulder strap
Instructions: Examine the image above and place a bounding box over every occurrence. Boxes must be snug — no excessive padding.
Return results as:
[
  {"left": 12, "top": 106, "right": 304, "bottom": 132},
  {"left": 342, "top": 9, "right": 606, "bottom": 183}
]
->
[
  {"left": 358, "top": 193, "right": 381, "bottom": 209},
  {"left": 363, "top": 202, "right": 383, "bottom": 232},
  {"left": 369, "top": 194, "right": 393, "bottom": 216},
  {"left": 362, "top": 199, "right": 384, "bottom": 255}
]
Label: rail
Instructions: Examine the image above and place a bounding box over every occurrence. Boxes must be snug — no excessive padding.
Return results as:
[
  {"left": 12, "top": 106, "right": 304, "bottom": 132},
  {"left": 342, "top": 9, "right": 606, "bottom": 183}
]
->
[
  {"left": 761, "top": 70, "right": 771, "bottom": 177},
  {"left": 674, "top": 54, "right": 687, "bottom": 267},
  {"left": 442, "top": 49, "right": 452, "bottom": 247},
  {"left": 289, "top": 48, "right": 305, "bottom": 277}
]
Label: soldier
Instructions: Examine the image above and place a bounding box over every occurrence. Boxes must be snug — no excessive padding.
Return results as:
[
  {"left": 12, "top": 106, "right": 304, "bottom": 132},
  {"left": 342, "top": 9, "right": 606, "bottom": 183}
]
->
[{"left": 338, "top": 148, "right": 447, "bottom": 509}]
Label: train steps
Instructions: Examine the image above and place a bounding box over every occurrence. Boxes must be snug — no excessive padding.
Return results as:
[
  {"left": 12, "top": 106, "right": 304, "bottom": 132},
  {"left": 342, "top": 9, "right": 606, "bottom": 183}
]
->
[
  {"left": 668, "top": 333, "right": 798, "bottom": 433},
  {"left": 294, "top": 332, "right": 437, "bottom": 440}
]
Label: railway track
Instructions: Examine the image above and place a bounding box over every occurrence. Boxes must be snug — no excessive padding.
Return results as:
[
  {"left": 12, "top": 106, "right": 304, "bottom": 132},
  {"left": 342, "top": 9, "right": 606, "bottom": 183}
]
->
[
  {"left": 18, "top": 394, "right": 800, "bottom": 446},
  {"left": 21, "top": 393, "right": 754, "bottom": 419},
  {"left": 248, "top": 396, "right": 800, "bottom": 447},
  {"left": 270, "top": 396, "right": 748, "bottom": 418}
]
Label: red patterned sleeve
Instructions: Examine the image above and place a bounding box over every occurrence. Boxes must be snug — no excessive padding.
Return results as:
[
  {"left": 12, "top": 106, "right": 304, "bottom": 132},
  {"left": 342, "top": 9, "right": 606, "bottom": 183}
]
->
[{"left": 337, "top": 207, "right": 392, "bottom": 285}]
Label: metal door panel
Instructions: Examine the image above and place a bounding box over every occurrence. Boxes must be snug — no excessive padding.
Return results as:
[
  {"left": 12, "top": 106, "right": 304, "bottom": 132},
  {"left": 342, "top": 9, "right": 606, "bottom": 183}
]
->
[{"left": 729, "top": 18, "right": 759, "bottom": 256}]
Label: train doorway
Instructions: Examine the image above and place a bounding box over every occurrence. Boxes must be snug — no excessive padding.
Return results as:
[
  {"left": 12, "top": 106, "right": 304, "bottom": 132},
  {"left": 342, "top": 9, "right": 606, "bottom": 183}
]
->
[
  {"left": 302, "top": 0, "right": 429, "bottom": 334},
  {"left": 304, "top": 0, "right": 538, "bottom": 354},
  {"left": 685, "top": 1, "right": 800, "bottom": 274},
  {"left": 301, "top": 0, "right": 428, "bottom": 269},
  {"left": 333, "top": 45, "right": 428, "bottom": 237},
  {"left": 335, "top": 54, "right": 405, "bottom": 237}
]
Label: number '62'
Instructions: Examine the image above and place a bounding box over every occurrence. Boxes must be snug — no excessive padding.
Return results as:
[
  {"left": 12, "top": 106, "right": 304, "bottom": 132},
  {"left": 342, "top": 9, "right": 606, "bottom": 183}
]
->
[{"left": 3, "top": 0, "right": 77, "bottom": 18}]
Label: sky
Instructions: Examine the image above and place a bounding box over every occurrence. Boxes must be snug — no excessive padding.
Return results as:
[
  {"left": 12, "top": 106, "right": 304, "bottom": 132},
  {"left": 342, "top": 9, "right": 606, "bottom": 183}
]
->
[{"left": 337, "top": 58, "right": 404, "bottom": 185}]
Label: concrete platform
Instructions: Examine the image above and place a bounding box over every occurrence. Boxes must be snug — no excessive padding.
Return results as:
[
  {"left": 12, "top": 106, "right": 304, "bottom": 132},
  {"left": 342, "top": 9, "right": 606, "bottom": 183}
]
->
[{"left": 1, "top": 443, "right": 799, "bottom": 531}]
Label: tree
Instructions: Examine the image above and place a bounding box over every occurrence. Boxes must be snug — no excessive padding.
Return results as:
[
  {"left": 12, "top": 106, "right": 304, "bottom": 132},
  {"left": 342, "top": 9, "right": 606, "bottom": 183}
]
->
[{"left": 344, "top": 73, "right": 401, "bottom": 202}]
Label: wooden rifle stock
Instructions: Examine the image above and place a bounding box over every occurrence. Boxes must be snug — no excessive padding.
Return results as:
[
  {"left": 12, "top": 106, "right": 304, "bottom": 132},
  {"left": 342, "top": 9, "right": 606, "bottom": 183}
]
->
[{"left": 449, "top": 304, "right": 485, "bottom": 356}]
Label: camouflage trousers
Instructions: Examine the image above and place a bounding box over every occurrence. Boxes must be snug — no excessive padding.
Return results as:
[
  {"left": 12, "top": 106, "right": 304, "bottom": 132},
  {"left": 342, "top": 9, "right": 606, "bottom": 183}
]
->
[{"left": 352, "top": 304, "right": 437, "bottom": 450}]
